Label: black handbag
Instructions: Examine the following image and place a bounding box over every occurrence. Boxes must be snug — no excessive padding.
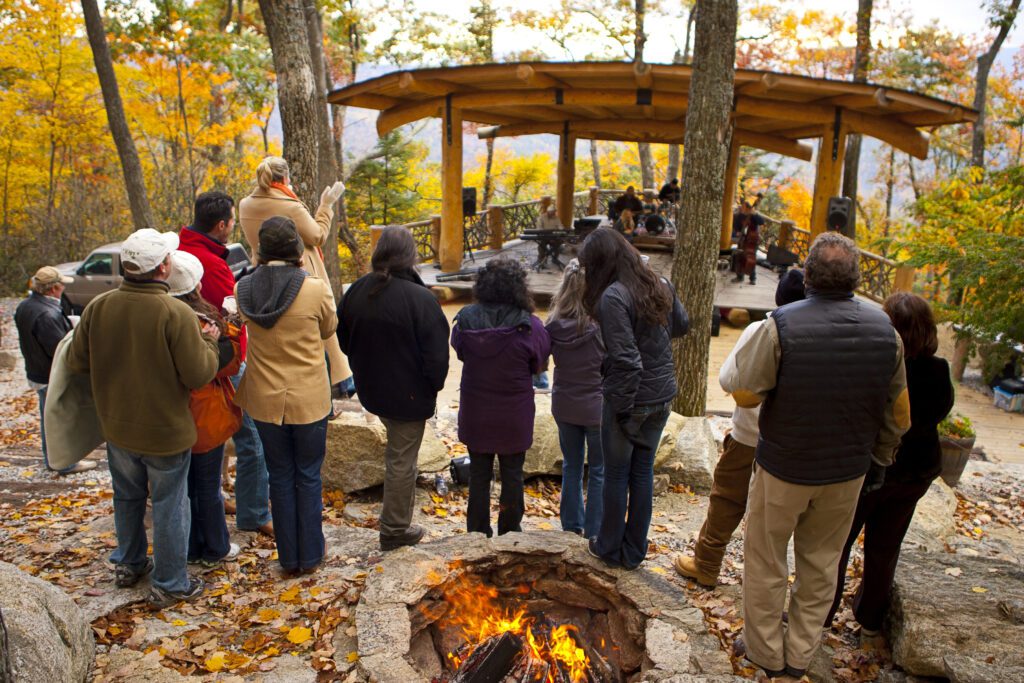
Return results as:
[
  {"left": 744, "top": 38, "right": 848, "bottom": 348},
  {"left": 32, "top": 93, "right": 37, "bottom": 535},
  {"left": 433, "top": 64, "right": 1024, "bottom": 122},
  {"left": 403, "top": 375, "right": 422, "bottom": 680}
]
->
[{"left": 449, "top": 455, "right": 471, "bottom": 485}]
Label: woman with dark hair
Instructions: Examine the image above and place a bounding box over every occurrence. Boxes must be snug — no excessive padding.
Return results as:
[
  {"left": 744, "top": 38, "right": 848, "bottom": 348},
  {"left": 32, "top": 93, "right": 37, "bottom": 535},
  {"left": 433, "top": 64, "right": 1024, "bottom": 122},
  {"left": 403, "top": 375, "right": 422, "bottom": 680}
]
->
[
  {"left": 579, "top": 228, "right": 689, "bottom": 569},
  {"left": 234, "top": 217, "right": 337, "bottom": 575},
  {"left": 337, "top": 226, "right": 450, "bottom": 551},
  {"left": 826, "top": 292, "right": 954, "bottom": 639},
  {"left": 452, "top": 259, "right": 551, "bottom": 537}
]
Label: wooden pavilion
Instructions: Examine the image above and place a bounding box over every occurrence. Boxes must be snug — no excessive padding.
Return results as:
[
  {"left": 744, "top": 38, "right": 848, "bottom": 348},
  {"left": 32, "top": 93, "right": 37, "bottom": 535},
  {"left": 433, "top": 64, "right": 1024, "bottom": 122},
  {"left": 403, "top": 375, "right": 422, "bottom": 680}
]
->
[{"left": 327, "top": 62, "right": 977, "bottom": 272}]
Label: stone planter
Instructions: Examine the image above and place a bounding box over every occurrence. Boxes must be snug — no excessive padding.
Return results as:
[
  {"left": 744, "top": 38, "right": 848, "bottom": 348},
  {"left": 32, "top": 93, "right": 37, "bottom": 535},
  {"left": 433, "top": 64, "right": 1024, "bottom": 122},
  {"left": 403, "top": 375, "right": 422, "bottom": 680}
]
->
[{"left": 939, "top": 435, "right": 974, "bottom": 488}]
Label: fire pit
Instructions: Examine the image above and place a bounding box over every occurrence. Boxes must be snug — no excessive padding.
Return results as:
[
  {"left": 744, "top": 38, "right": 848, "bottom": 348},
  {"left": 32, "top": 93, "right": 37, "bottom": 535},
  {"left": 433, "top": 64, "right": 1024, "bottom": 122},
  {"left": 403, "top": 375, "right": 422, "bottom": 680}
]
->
[{"left": 353, "top": 532, "right": 737, "bottom": 682}]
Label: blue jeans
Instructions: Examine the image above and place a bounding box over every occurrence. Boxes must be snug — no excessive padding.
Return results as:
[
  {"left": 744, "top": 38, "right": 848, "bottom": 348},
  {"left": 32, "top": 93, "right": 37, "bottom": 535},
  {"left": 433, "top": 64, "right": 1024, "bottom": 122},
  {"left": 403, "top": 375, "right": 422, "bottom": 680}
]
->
[
  {"left": 187, "top": 445, "right": 230, "bottom": 562},
  {"left": 254, "top": 417, "right": 328, "bottom": 570},
  {"left": 556, "top": 421, "right": 604, "bottom": 537},
  {"left": 107, "top": 444, "right": 191, "bottom": 593},
  {"left": 593, "top": 401, "right": 671, "bottom": 569},
  {"left": 230, "top": 363, "right": 271, "bottom": 530}
]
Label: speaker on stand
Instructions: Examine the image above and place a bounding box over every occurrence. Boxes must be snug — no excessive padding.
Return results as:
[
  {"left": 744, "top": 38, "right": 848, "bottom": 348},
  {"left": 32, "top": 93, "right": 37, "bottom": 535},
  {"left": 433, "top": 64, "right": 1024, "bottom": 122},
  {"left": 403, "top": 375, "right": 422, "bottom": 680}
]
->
[
  {"left": 826, "top": 196, "right": 855, "bottom": 240},
  {"left": 462, "top": 187, "right": 477, "bottom": 218}
]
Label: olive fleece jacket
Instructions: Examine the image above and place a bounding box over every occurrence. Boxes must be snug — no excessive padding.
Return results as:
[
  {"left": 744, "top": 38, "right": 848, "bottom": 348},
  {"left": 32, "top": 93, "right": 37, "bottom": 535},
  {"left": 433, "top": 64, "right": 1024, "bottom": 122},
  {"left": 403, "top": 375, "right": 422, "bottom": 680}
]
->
[{"left": 66, "top": 280, "right": 220, "bottom": 456}]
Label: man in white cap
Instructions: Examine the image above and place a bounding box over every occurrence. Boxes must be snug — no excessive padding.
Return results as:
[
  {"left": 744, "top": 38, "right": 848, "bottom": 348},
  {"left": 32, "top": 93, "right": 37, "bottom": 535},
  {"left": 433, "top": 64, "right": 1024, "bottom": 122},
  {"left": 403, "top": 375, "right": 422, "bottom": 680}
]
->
[
  {"left": 14, "top": 266, "right": 96, "bottom": 473},
  {"left": 67, "top": 228, "right": 222, "bottom": 607}
]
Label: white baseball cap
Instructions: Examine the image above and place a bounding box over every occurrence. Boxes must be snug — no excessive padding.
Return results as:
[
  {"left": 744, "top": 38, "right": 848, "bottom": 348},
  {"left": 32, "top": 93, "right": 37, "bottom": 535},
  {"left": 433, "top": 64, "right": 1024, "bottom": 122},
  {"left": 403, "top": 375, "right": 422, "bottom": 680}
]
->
[
  {"left": 166, "top": 251, "right": 204, "bottom": 296},
  {"left": 120, "top": 228, "right": 179, "bottom": 274}
]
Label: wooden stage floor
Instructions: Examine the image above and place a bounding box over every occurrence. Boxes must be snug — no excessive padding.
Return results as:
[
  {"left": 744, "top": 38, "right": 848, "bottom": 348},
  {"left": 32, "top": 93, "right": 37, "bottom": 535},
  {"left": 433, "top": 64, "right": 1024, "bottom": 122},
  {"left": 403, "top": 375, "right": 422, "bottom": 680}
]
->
[{"left": 420, "top": 239, "right": 786, "bottom": 313}]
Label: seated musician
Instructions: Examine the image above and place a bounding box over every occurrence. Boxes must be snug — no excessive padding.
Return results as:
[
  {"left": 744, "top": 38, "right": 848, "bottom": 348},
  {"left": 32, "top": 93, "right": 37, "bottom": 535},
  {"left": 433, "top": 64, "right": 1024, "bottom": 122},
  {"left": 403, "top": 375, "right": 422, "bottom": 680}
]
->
[
  {"left": 613, "top": 209, "right": 635, "bottom": 235},
  {"left": 536, "top": 203, "right": 563, "bottom": 231},
  {"left": 658, "top": 178, "right": 681, "bottom": 204},
  {"left": 609, "top": 186, "right": 644, "bottom": 221}
]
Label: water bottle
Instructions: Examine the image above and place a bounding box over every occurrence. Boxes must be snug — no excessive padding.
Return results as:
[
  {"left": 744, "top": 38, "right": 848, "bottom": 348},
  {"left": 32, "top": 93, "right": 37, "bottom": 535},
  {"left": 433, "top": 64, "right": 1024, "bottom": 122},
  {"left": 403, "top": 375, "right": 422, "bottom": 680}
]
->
[{"left": 434, "top": 473, "right": 449, "bottom": 497}]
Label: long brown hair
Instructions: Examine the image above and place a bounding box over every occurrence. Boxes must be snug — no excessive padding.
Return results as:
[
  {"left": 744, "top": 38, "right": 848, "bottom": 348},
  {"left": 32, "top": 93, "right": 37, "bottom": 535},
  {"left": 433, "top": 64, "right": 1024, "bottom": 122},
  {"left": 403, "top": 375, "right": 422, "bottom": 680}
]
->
[
  {"left": 176, "top": 289, "right": 228, "bottom": 335},
  {"left": 369, "top": 225, "right": 418, "bottom": 295},
  {"left": 547, "top": 260, "right": 590, "bottom": 335},
  {"left": 883, "top": 292, "right": 938, "bottom": 359},
  {"left": 578, "top": 228, "right": 671, "bottom": 325}
]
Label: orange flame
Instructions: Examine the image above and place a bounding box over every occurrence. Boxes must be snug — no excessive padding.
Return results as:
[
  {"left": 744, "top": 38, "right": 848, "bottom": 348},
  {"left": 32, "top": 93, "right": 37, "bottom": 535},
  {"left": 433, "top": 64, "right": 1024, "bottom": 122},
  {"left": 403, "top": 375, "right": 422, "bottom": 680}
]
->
[{"left": 438, "top": 572, "right": 590, "bottom": 681}]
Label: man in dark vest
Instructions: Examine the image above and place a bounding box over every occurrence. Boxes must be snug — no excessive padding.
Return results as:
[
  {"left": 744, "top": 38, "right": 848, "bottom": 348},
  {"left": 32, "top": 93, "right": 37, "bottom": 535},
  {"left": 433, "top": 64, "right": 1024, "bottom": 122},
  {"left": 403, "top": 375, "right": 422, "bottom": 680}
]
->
[{"left": 728, "top": 233, "right": 910, "bottom": 681}]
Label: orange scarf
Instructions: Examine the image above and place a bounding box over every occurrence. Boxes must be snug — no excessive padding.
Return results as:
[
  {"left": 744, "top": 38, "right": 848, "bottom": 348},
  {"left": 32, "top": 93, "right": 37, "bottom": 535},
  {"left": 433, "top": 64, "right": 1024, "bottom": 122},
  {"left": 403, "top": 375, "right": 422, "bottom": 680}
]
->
[{"left": 270, "top": 181, "right": 299, "bottom": 200}]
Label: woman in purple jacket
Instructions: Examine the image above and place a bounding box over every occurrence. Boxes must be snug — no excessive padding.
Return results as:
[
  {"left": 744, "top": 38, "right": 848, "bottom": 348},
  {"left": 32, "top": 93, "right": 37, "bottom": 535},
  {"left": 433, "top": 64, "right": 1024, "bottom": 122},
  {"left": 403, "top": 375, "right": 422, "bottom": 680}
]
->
[
  {"left": 452, "top": 259, "right": 551, "bottom": 537},
  {"left": 546, "top": 259, "right": 605, "bottom": 538}
]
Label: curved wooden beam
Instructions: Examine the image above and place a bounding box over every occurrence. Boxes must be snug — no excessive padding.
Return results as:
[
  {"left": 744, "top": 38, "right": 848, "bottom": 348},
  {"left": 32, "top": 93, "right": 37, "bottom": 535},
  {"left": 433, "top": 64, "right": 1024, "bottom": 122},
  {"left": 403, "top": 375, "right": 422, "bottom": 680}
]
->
[
  {"left": 844, "top": 110, "right": 929, "bottom": 159},
  {"left": 397, "top": 72, "right": 463, "bottom": 96},
  {"left": 733, "top": 129, "right": 814, "bottom": 161},
  {"left": 735, "top": 97, "right": 835, "bottom": 125}
]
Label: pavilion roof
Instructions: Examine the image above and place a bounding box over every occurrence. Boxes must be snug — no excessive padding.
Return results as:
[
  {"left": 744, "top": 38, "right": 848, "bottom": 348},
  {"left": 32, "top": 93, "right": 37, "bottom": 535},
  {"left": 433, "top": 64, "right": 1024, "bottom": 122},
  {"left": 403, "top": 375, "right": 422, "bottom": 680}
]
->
[{"left": 327, "top": 61, "right": 978, "bottom": 160}]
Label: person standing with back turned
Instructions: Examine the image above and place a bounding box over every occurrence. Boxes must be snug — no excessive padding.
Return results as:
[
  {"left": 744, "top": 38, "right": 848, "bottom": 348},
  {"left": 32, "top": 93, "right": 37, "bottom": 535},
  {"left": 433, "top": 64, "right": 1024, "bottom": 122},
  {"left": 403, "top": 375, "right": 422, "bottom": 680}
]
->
[{"left": 337, "top": 226, "right": 450, "bottom": 551}]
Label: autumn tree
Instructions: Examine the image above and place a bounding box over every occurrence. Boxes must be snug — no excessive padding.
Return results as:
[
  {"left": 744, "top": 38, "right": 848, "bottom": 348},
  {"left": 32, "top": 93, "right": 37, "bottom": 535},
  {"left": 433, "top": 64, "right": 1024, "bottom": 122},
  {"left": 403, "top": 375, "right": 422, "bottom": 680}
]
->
[
  {"left": 841, "top": 0, "right": 873, "bottom": 233},
  {"left": 81, "top": 0, "right": 155, "bottom": 229},
  {"left": 671, "top": 0, "right": 737, "bottom": 416},
  {"left": 971, "top": 0, "right": 1022, "bottom": 167}
]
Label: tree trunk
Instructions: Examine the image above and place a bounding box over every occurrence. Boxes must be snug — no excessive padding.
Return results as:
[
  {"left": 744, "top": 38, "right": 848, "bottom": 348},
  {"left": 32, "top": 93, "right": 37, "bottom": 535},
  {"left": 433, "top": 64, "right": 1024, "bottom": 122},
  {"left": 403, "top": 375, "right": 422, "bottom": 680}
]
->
[
  {"left": 882, "top": 145, "right": 895, "bottom": 256},
  {"left": 670, "top": 0, "right": 737, "bottom": 417},
  {"left": 259, "top": 0, "right": 320, "bottom": 213},
  {"left": 633, "top": 0, "right": 655, "bottom": 192},
  {"left": 590, "top": 139, "right": 601, "bottom": 188},
  {"left": 971, "top": 0, "right": 1021, "bottom": 167},
  {"left": 80, "top": 0, "right": 155, "bottom": 229},
  {"left": 840, "top": 0, "right": 872, "bottom": 227},
  {"left": 483, "top": 138, "right": 495, "bottom": 206},
  {"left": 638, "top": 143, "right": 656, "bottom": 190},
  {"left": 683, "top": 4, "right": 696, "bottom": 62},
  {"left": 666, "top": 145, "right": 680, "bottom": 183}
]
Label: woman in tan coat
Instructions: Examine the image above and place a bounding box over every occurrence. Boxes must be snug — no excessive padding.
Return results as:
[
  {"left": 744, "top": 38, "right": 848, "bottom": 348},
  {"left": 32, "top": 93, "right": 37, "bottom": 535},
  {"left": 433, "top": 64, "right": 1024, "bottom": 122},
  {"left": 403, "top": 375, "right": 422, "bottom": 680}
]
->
[
  {"left": 238, "top": 156, "right": 350, "bottom": 386},
  {"left": 235, "top": 217, "right": 337, "bottom": 575}
]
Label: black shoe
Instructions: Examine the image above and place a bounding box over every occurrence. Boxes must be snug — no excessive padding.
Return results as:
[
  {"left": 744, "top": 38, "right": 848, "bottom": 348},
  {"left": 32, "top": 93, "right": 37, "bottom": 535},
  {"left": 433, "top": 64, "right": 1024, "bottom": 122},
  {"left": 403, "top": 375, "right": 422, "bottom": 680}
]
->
[
  {"left": 732, "top": 275, "right": 744, "bottom": 283},
  {"left": 114, "top": 558, "right": 153, "bottom": 588},
  {"left": 380, "top": 524, "right": 425, "bottom": 551},
  {"left": 785, "top": 664, "right": 807, "bottom": 678},
  {"left": 732, "top": 638, "right": 786, "bottom": 679},
  {"left": 148, "top": 577, "right": 205, "bottom": 609}
]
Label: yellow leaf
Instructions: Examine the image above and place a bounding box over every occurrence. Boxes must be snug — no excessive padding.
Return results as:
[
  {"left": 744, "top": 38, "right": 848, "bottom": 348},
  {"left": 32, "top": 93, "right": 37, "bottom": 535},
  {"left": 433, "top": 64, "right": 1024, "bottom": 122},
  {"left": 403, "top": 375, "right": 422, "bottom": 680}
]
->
[
  {"left": 171, "top": 619, "right": 187, "bottom": 627},
  {"left": 286, "top": 626, "right": 312, "bottom": 645},
  {"left": 538, "top": 521, "right": 553, "bottom": 530},
  {"left": 280, "top": 585, "right": 300, "bottom": 603},
  {"left": 253, "top": 608, "right": 280, "bottom": 623},
  {"left": 434, "top": 507, "right": 448, "bottom": 517},
  {"left": 205, "top": 651, "right": 226, "bottom": 672},
  {"left": 649, "top": 566, "right": 668, "bottom": 575},
  {"left": 347, "top": 651, "right": 359, "bottom": 663},
  {"left": 971, "top": 586, "right": 988, "bottom": 593},
  {"left": 309, "top": 586, "right": 322, "bottom": 597}
]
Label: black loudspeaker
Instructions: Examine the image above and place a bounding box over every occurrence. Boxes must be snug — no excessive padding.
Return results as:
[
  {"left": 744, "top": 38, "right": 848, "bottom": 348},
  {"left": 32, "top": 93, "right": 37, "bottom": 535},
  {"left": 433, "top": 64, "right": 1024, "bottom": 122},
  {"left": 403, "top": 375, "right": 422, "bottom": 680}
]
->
[
  {"left": 826, "top": 196, "right": 855, "bottom": 239},
  {"left": 462, "top": 187, "right": 477, "bottom": 217},
  {"left": 767, "top": 244, "right": 798, "bottom": 267}
]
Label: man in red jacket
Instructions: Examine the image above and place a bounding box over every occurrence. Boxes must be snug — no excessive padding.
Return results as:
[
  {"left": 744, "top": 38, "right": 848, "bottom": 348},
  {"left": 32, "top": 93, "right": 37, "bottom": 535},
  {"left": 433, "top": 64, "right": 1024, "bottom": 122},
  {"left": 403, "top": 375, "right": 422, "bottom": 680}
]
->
[{"left": 179, "top": 192, "right": 272, "bottom": 537}]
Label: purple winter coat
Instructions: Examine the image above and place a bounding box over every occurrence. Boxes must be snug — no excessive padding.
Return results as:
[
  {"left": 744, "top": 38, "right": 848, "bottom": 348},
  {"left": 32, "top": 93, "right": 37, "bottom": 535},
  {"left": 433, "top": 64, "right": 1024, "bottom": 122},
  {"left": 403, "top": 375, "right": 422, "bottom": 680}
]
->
[
  {"left": 451, "top": 303, "right": 551, "bottom": 453},
  {"left": 545, "top": 318, "right": 604, "bottom": 427}
]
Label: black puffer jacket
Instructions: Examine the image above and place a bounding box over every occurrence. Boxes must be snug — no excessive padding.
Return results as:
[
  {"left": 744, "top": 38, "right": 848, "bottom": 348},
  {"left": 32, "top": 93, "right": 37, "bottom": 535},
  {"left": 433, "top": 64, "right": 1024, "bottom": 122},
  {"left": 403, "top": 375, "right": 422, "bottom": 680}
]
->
[
  {"left": 597, "top": 280, "right": 689, "bottom": 415},
  {"left": 14, "top": 293, "right": 73, "bottom": 384}
]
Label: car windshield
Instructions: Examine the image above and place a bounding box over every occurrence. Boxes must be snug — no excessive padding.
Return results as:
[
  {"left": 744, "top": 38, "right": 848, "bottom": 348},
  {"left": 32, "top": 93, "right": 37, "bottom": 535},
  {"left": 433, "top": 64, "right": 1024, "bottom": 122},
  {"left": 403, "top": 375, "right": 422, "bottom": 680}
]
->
[{"left": 81, "top": 253, "right": 113, "bottom": 275}]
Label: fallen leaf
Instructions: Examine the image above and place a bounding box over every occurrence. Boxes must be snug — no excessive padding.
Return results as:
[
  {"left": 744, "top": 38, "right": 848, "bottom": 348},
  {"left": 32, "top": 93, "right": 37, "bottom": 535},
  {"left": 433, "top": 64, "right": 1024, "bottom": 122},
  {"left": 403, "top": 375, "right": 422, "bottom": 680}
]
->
[
  {"left": 287, "top": 626, "right": 312, "bottom": 645},
  {"left": 253, "top": 608, "right": 281, "bottom": 624},
  {"left": 347, "top": 651, "right": 359, "bottom": 663},
  {"left": 280, "top": 586, "right": 301, "bottom": 603},
  {"left": 171, "top": 619, "right": 187, "bottom": 627},
  {"left": 205, "top": 651, "right": 226, "bottom": 672},
  {"left": 944, "top": 567, "right": 962, "bottom": 577},
  {"left": 972, "top": 586, "right": 988, "bottom": 593}
]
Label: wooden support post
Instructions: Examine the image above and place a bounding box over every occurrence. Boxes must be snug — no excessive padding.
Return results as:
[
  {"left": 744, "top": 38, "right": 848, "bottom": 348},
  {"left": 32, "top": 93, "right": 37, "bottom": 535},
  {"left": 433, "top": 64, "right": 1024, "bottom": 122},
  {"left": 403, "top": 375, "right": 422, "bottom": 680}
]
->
[
  {"left": 557, "top": 125, "right": 576, "bottom": 229},
  {"left": 779, "top": 219, "right": 795, "bottom": 250},
  {"left": 369, "top": 225, "right": 385, "bottom": 252},
  {"left": 588, "top": 186, "right": 599, "bottom": 215},
  {"left": 430, "top": 215, "right": 441, "bottom": 264},
  {"left": 440, "top": 98, "right": 464, "bottom": 272},
  {"left": 487, "top": 205, "right": 504, "bottom": 251},
  {"left": 719, "top": 141, "right": 740, "bottom": 251},
  {"left": 810, "top": 113, "right": 848, "bottom": 241},
  {"left": 894, "top": 264, "right": 916, "bottom": 292}
]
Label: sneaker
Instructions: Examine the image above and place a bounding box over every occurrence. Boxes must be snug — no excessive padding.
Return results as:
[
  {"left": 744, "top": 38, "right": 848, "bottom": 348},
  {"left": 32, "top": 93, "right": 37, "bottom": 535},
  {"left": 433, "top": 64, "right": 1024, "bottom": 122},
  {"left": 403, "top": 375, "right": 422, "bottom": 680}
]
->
[
  {"left": 380, "top": 524, "right": 425, "bottom": 551},
  {"left": 114, "top": 558, "right": 153, "bottom": 588},
  {"left": 57, "top": 461, "right": 97, "bottom": 475},
  {"left": 672, "top": 554, "right": 717, "bottom": 588},
  {"left": 732, "top": 637, "right": 786, "bottom": 679},
  {"left": 149, "top": 577, "right": 205, "bottom": 609},
  {"left": 199, "top": 543, "right": 241, "bottom": 568}
]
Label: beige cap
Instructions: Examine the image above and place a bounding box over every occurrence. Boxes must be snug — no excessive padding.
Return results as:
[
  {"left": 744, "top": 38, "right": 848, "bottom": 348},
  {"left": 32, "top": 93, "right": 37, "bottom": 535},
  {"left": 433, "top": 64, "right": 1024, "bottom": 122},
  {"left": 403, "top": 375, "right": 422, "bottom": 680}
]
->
[
  {"left": 167, "top": 251, "right": 204, "bottom": 296},
  {"left": 32, "top": 266, "right": 73, "bottom": 288},
  {"left": 121, "top": 228, "right": 179, "bottom": 274}
]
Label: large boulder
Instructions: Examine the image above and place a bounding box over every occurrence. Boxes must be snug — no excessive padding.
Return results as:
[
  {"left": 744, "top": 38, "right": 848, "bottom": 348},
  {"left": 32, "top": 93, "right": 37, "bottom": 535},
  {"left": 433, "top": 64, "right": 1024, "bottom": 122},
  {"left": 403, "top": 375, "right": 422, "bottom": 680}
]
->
[
  {"left": 903, "top": 478, "right": 957, "bottom": 551},
  {"left": 0, "top": 561, "right": 94, "bottom": 683},
  {"left": 322, "top": 411, "right": 450, "bottom": 493},
  {"left": 886, "top": 550, "right": 1024, "bottom": 677},
  {"left": 654, "top": 415, "right": 720, "bottom": 492},
  {"left": 524, "top": 394, "right": 562, "bottom": 477}
]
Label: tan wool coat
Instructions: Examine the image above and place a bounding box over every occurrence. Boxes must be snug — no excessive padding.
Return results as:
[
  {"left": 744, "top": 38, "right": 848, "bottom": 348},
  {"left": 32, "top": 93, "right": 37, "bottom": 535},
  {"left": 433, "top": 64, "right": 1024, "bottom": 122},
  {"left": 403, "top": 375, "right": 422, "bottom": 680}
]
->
[
  {"left": 238, "top": 187, "right": 349, "bottom": 383},
  {"left": 233, "top": 275, "right": 338, "bottom": 426}
]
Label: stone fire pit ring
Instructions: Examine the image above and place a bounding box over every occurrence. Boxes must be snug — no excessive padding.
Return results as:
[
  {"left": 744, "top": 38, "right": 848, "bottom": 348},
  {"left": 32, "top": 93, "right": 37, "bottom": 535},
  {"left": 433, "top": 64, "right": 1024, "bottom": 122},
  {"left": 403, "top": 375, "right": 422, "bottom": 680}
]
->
[{"left": 354, "top": 531, "right": 741, "bottom": 682}]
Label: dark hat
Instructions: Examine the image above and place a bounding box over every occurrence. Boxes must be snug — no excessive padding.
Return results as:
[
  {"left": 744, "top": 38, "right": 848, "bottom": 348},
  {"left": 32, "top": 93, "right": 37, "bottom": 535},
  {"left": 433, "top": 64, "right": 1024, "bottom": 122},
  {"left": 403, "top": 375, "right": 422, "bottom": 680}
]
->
[
  {"left": 258, "top": 216, "right": 305, "bottom": 262},
  {"left": 776, "top": 268, "right": 806, "bottom": 307}
]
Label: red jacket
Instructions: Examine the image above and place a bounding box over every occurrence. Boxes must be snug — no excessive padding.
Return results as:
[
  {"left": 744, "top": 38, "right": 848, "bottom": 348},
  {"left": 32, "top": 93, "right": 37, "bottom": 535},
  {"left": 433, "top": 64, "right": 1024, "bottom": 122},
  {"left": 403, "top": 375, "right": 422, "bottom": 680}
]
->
[{"left": 178, "top": 226, "right": 247, "bottom": 359}]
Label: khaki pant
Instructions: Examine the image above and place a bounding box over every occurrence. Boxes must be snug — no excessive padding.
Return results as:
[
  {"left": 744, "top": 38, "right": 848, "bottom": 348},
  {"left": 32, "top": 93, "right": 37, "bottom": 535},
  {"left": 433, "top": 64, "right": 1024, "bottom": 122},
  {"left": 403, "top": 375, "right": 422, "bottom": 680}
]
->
[
  {"left": 378, "top": 418, "right": 426, "bottom": 536},
  {"left": 742, "top": 465, "right": 863, "bottom": 672},
  {"left": 693, "top": 434, "right": 757, "bottom": 577}
]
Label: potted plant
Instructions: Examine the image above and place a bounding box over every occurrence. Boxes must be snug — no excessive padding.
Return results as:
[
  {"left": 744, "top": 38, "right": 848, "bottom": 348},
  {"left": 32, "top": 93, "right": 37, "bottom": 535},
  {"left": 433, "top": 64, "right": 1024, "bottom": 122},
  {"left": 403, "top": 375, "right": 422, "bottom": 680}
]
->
[{"left": 937, "top": 413, "right": 976, "bottom": 487}]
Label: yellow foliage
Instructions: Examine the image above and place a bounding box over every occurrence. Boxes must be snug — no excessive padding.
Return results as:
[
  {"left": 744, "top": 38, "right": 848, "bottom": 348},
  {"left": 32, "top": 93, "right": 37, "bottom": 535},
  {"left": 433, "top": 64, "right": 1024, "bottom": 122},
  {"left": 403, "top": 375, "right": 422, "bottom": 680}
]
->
[{"left": 777, "top": 180, "right": 812, "bottom": 230}]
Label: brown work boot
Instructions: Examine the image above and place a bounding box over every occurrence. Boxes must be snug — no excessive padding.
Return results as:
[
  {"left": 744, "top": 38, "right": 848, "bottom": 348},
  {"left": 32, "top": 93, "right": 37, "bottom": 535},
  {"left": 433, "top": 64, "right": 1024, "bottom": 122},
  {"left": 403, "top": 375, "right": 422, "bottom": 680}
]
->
[{"left": 673, "top": 554, "right": 716, "bottom": 588}]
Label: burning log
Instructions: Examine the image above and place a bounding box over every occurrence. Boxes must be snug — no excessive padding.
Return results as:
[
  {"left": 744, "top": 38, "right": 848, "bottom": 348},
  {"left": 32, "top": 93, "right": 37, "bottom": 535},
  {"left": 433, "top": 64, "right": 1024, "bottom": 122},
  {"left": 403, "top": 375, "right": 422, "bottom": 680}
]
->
[
  {"left": 452, "top": 632, "right": 523, "bottom": 683},
  {"left": 570, "top": 629, "right": 622, "bottom": 683},
  {"left": 503, "top": 656, "right": 548, "bottom": 682}
]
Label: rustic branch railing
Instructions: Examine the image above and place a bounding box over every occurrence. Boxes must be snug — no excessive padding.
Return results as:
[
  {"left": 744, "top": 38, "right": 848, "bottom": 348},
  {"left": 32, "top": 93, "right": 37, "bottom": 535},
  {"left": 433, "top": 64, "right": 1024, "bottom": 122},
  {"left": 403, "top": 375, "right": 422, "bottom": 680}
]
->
[{"left": 405, "top": 218, "right": 438, "bottom": 263}]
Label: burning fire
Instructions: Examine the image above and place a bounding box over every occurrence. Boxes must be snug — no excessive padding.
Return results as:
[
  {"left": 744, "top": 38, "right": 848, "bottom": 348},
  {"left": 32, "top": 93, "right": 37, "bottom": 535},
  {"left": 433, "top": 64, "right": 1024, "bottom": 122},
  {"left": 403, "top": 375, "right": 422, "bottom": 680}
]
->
[{"left": 436, "top": 571, "right": 590, "bottom": 681}]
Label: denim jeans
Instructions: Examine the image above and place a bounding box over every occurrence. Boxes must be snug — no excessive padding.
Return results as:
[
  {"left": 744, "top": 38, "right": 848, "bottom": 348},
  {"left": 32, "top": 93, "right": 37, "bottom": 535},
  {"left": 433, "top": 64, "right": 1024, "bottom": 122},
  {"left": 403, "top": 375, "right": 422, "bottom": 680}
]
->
[
  {"left": 254, "top": 417, "right": 328, "bottom": 571},
  {"left": 230, "top": 363, "right": 271, "bottom": 530},
  {"left": 467, "top": 451, "right": 525, "bottom": 538},
  {"left": 593, "top": 400, "right": 671, "bottom": 569},
  {"left": 556, "top": 421, "right": 604, "bottom": 537},
  {"left": 107, "top": 444, "right": 191, "bottom": 593},
  {"left": 187, "top": 445, "right": 230, "bottom": 562}
]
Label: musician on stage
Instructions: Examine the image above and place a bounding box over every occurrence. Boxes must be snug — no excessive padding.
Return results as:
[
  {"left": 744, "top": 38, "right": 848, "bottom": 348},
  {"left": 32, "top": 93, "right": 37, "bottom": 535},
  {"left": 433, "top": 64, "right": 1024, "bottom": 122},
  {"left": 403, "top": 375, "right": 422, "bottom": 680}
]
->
[
  {"left": 732, "top": 201, "right": 763, "bottom": 285},
  {"left": 536, "top": 200, "right": 563, "bottom": 231}
]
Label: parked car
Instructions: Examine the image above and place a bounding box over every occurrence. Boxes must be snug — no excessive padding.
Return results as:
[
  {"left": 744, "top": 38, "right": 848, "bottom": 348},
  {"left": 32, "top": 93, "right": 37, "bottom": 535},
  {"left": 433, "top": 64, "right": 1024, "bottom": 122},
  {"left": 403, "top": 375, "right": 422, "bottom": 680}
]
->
[{"left": 57, "top": 242, "right": 251, "bottom": 314}]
